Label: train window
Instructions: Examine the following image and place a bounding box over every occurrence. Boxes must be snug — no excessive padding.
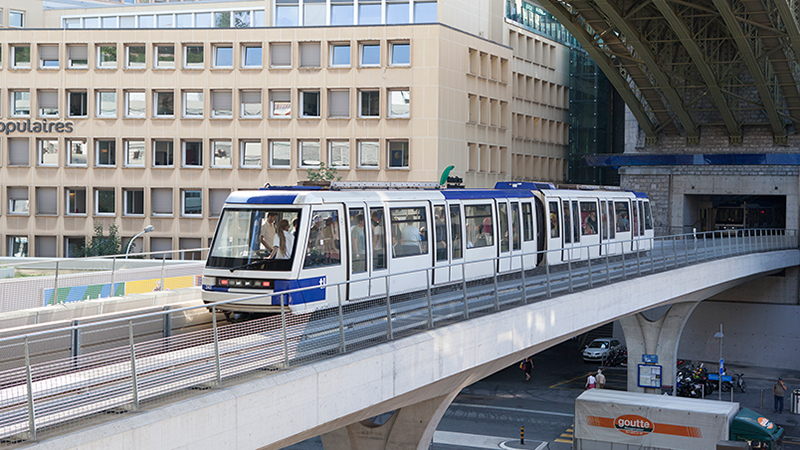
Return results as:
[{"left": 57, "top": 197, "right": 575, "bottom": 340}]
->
[
  {"left": 523, "top": 202, "right": 536, "bottom": 241},
  {"left": 632, "top": 201, "right": 640, "bottom": 237},
  {"left": 349, "top": 208, "right": 367, "bottom": 274},
  {"left": 615, "top": 201, "right": 630, "bottom": 232},
  {"left": 465, "top": 204, "right": 493, "bottom": 248},
  {"left": 434, "top": 206, "right": 448, "bottom": 261},
  {"left": 571, "top": 201, "right": 580, "bottom": 243},
  {"left": 511, "top": 202, "right": 521, "bottom": 250},
  {"left": 498, "top": 203, "right": 509, "bottom": 252},
  {"left": 562, "top": 201, "right": 571, "bottom": 243},
  {"left": 449, "top": 205, "right": 463, "bottom": 259},
  {"left": 370, "top": 207, "right": 387, "bottom": 270},
  {"left": 390, "top": 206, "right": 428, "bottom": 257},
  {"left": 608, "top": 202, "right": 616, "bottom": 239},
  {"left": 638, "top": 201, "right": 645, "bottom": 235},
  {"left": 580, "top": 202, "right": 597, "bottom": 236},
  {"left": 303, "top": 210, "right": 341, "bottom": 268},
  {"left": 208, "top": 208, "right": 300, "bottom": 271},
  {"left": 600, "top": 201, "right": 608, "bottom": 240},
  {"left": 548, "top": 201, "right": 559, "bottom": 239}
]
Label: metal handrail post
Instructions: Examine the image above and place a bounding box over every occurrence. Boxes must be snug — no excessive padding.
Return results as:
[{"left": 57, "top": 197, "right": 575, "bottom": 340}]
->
[
  {"left": 426, "top": 268, "right": 433, "bottom": 327},
  {"left": 462, "top": 267, "right": 470, "bottom": 318},
  {"left": 160, "top": 256, "right": 166, "bottom": 290},
  {"left": 281, "top": 294, "right": 289, "bottom": 368},
  {"left": 567, "top": 256, "right": 574, "bottom": 292},
  {"left": 621, "top": 246, "right": 627, "bottom": 279},
  {"left": 545, "top": 255, "right": 552, "bottom": 298},
  {"left": 605, "top": 243, "right": 611, "bottom": 283},
  {"left": 128, "top": 320, "right": 139, "bottom": 411},
  {"left": 587, "top": 248, "right": 593, "bottom": 288},
  {"left": 703, "top": 232, "right": 708, "bottom": 261},
  {"left": 212, "top": 306, "right": 222, "bottom": 386},
  {"left": 636, "top": 240, "right": 642, "bottom": 276},
  {"left": 24, "top": 337, "right": 36, "bottom": 441},
  {"left": 493, "top": 267, "right": 500, "bottom": 312},
  {"left": 110, "top": 257, "right": 116, "bottom": 298},
  {"left": 52, "top": 261, "right": 59, "bottom": 305},
  {"left": 693, "top": 230, "right": 698, "bottom": 263},
  {"left": 682, "top": 235, "right": 688, "bottom": 265},
  {"left": 672, "top": 238, "right": 678, "bottom": 268},
  {"left": 386, "top": 280, "right": 394, "bottom": 341},
  {"left": 712, "top": 231, "right": 716, "bottom": 259},
  {"left": 338, "top": 287, "right": 346, "bottom": 352},
  {"left": 520, "top": 254, "right": 527, "bottom": 304}
]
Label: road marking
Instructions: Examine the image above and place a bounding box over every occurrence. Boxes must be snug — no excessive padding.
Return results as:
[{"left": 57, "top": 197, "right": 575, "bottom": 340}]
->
[
  {"left": 549, "top": 372, "right": 594, "bottom": 389},
  {"left": 451, "top": 402, "right": 574, "bottom": 417},
  {"left": 433, "top": 431, "right": 511, "bottom": 449},
  {"left": 554, "top": 423, "right": 575, "bottom": 444}
]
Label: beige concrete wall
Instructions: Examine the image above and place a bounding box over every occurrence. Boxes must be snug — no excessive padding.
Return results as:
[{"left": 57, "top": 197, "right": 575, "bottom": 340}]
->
[{"left": 0, "top": 0, "right": 44, "bottom": 28}]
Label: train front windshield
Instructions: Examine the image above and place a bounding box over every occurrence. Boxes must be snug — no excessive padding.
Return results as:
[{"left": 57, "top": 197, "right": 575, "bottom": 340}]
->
[{"left": 207, "top": 208, "right": 301, "bottom": 271}]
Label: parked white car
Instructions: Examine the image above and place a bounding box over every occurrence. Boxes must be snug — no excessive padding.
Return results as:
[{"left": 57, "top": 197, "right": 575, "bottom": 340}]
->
[{"left": 582, "top": 338, "right": 621, "bottom": 363}]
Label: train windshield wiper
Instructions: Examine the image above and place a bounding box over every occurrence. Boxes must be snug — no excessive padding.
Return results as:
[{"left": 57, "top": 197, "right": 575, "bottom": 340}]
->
[{"left": 229, "top": 258, "right": 270, "bottom": 272}]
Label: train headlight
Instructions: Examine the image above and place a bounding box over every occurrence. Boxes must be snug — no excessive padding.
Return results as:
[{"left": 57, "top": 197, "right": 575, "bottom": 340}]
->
[{"left": 216, "top": 278, "right": 272, "bottom": 289}]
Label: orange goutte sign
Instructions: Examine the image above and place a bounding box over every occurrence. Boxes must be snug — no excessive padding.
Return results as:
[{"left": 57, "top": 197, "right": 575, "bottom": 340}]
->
[
  {"left": 614, "top": 415, "right": 654, "bottom": 436},
  {"left": 587, "top": 415, "right": 703, "bottom": 439}
]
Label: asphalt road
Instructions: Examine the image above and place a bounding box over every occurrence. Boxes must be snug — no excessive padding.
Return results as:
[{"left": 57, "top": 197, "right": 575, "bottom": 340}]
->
[{"left": 284, "top": 338, "right": 800, "bottom": 450}]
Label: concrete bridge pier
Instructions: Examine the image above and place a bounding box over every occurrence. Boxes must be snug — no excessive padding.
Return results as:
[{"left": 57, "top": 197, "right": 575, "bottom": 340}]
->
[
  {"left": 320, "top": 392, "right": 458, "bottom": 450},
  {"left": 620, "top": 301, "right": 701, "bottom": 394}
]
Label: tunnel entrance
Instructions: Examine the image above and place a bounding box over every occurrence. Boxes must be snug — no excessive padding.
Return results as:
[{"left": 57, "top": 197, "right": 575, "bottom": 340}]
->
[{"left": 684, "top": 195, "right": 786, "bottom": 232}]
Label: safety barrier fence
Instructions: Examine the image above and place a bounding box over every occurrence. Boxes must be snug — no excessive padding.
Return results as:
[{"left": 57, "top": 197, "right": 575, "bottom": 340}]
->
[
  {"left": 0, "top": 229, "right": 795, "bottom": 444},
  {"left": 0, "top": 248, "right": 208, "bottom": 314}
]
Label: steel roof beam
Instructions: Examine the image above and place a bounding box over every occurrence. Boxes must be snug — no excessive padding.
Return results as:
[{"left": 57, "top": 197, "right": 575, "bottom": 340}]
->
[
  {"left": 775, "top": 0, "right": 800, "bottom": 64},
  {"left": 651, "top": 0, "right": 741, "bottom": 139},
  {"left": 538, "top": 0, "right": 658, "bottom": 139},
  {"left": 711, "top": 0, "right": 786, "bottom": 139},
  {"left": 595, "top": 0, "right": 698, "bottom": 138}
]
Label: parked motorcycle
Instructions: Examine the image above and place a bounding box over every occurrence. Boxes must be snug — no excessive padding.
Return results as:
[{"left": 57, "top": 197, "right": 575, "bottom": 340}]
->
[{"left": 721, "top": 372, "right": 747, "bottom": 393}]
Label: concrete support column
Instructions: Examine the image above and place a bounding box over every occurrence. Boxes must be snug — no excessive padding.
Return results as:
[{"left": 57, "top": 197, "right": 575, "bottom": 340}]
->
[
  {"left": 320, "top": 391, "right": 459, "bottom": 450},
  {"left": 620, "top": 302, "right": 701, "bottom": 393}
]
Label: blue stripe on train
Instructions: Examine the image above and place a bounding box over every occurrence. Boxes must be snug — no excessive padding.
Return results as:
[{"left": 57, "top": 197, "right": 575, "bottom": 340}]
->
[
  {"left": 442, "top": 189, "right": 536, "bottom": 200},
  {"left": 225, "top": 192, "right": 299, "bottom": 205},
  {"left": 272, "top": 276, "right": 327, "bottom": 305}
]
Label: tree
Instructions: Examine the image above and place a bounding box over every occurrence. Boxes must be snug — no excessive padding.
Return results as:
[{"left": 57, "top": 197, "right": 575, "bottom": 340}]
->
[{"left": 75, "top": 223, "right": 124, "bottom": 257}]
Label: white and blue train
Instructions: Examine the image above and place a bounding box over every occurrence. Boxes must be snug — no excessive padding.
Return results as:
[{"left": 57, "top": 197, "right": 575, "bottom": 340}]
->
[{"left": 202, "top": 182, "right": 654, "bottom": 316}]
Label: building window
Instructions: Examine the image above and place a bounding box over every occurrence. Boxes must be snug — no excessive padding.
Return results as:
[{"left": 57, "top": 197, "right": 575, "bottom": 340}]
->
[
  {"left": 241, "top": 140, "right": 261, "bottom": 168},
  {"left": 275, "top": 2, "right": 299, "bottom": 26},
  {"left": 154, "top": 91, "right": 174, "bottom": 117},
  {"left": 184, "top": 45, "right": 204, "bottom": 69},
  {"left": 300, "top": 91, "right": 320, "bottom": 118},
  {"left": 67, "top": 139, "right": 88, "bottom": 166},
  {"left": 158, "top": 14, "right": 174, "bottom": 28},
  {"left": 270, "top": 140, "right": 291, "bottom": 168},
  {"left": 11, "top": 45, "right": 30, "bottom": 69},
  {"left": 153, "top": 140, "right": 174, "bottom": 166},
  {"left": 240, "top": 90, "right": 261, "bottom": 118},
  {"left": 329, "top": 141, "right": 350, "bottom": 168},
  {"left": 125, "top": 91, "right": 146, "bottom": 118},
  {"left": 182, "top": 190, "right": 202, "bottom": 216},
  {"left": 330, "top": 44, "right": 351, "bottom": 67},
  {"left": 358, "top": 140, "right": 379, "bottom": 168},
  {"left": 183, "top": 140, "right": 203, "bottom": 167},
  {"left": 358, "top": 90, "right": 380, "bottom": 117},
  {"left": 150, "top": 237, "right": 173, "bottom": 260},
  {"left": 8, "top": 187, "right": 29, "bottom": 214},
  {"left": 299, "top": 141, "right": 320, "bottom": 168},
  {"left": 8, "top": 236, "right": 28, "bottom": 257},
  {"left": 360, "top": 43, "right": 380, "bottom": 67},
  {"left": 124, "top": 139, "right": 145, "bottom": 166},
  {"left": 66, "top": 188, "right": 86, "bottom": 215},
  {"left": 270, "top": 90, "right": 291, "bottom": 118},
  {"left": 96, "top": 140, "right": 116, "bottom": 166},
  {"left": 242, "top": 44, "right": 262, "bottom": 68},
  {"left": 331, "top": 2, "right": 354, "bottom": 25},
  {"left": 329, "top": 90, "right": 350, "bottom": 118},
  {"left": 97, "top": 91, "right": 117, "bottom": 118},
  {"left": 299, "top": 42, "right": 321, "bottom": 68},
  {"left": 68, "top": 45, "right": 88, "bottom": 69},
  {"left": 10, "top": 10, "right": 24, "bottom": 28},
  {"left": 126, "top": 45, "right": 146, "bottom": 69},
  {"left": 270, "top": 43, "right": 291, "bottom": 68},
  {"left": 95, "top": 188, "right": 115, "bottom": 215},
  {"left": 213, "top": 45, "right": 233, "bottom": 68},
  {"left": 304, "top": 0, "right": 326, "bottom": 25},
  {"left": 388, "top": 89, "right": 410, "bottom": 117},
  {"left": 39, "top": 45, "right": 59, "bottom": 69},
  {"left": 123, "top": 189, "right": 144, "bottom": 215},
  {"left": 37, "top": 187, "right": 58, "bottom": 215},
  {"left": 212, "top": 140, "right": 232, "bottom": 167},
  {"left": 38, "top": 90, "right": 59, "bottom": 117},
  {"left": 38, "top": 139, "right": 59, "bottom": 166},
  {"left": 11, "top": 90, "right": 30, "bottom": 116},
  {"left": 359, "top": 1, "right": 381, "bottom": 24},
  {"left": 155, "top": 45, "right": 175, "bottom": 69},
  {"left": 209, "top": 189, "right": 230, "bottom": 217},
  {"left": 414, "top": 2, "right": 437, "bottom": 22},
  {"left": 9, "top": 138, "right": 29, "bottom": 166},
  {"left": 65, "top": 237, "right": 86, "bottom": 258},
  {"left": 211, "top": 91, "right": 233, "bottom": 118},
  {"left": 390, "top": 43, "right": 410, "bottom": 66},
  {"left": 386, "top": 1, "right": 410, "bottom": 24},
  {"left": 152, "top": 188, "right": 173, "bottom": 216},
  {"left": 97, "top": 45, "right": 117, "bottom": 69},
  {"left": 68, "top": 91, "right": 88, "bottom": 117},
  {"left": 180, "top": 238, "right": 203, "bottom": 260},
  {"left": 183, "top": 91, "right": 203, "bottom": 118},
  {"left": 388, "top": 140, "right": 409, "bottom": 168}
]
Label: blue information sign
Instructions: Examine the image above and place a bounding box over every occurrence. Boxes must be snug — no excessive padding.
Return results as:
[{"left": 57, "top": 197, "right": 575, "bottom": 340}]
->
[
  {"left": 637, "top": 364, "right": 662, "bottom": 388},
  {"left": 642, "top": 354, "right": 658, "bottom": 364}
]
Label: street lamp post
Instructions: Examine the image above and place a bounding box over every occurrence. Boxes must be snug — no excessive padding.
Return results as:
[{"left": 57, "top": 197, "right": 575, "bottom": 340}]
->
[
  {"left": 714, "top": 324, "right": 724, "bottom": 400},
  {"left": 126, "top": 225, "right": 154, "bottom": 259}
]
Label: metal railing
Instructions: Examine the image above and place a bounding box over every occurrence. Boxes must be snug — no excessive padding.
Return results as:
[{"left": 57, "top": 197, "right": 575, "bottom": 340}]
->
[{"left": 0, "top": 229, "right": 795, "bottom": 444}]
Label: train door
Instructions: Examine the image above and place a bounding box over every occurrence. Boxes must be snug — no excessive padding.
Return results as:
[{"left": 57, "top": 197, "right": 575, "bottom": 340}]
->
[
  {"left": 631, "top": 199, "right": 640, "bottom": 252},
  {"left": 520, "top": 200, "right": 538, "bottom": 268},
  {"left": 432, "top": 203, "right": 450, "bottom": 285},
  {"left": 346, "top": 203, "right": 370, "bottom": 300},
  {"left": 562, "top": 198, "right": 581, "bottom": 262},
  {"left": 368, "top": 204, "right": 389, "bottom": 297},
  {"left": 545, "top": 197, "right": 563, "bottom": 264},
  {"left": 463, "top": 201, "right": 496, "bottom": 280},
  {"left": 613, "top": 199, "right": 632, "bottom": 253},
  {"left": 496, "top": 199, "right": 512, "bottom": 273},
  {"left": 642, "top": 200, "right": 654, "bottom": 249},
  {"left": 579, "top": 199, "right": 600, "bottom": 259},
  {"left": 599, "top": 200, "right": 618, "bottom": 255},
  {"left": 448, "top": 203, "right": 465, "bottom": 282},
  {"left": 388, "top": 202, "right": 432, "bottom": 293},
  {"left": 299, "top": 205, "right": 347, "bottom": 306},
  {"left": 509, "top": 201, "right": 523, "bottom": 271}
]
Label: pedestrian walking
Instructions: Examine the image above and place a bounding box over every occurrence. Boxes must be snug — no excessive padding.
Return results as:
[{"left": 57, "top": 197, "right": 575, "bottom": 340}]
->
[
  {"left": 596, "top": 369, "right": 606, "bottom": 389},
  {"left": 773, "top": 377, "right": 787, "bottom": 414},
  {"left": 519, "top": 356, "right": 534, "bottom": 381},
  {"left": 585, "top": 373, "right": 597, "bottom": 389}
]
